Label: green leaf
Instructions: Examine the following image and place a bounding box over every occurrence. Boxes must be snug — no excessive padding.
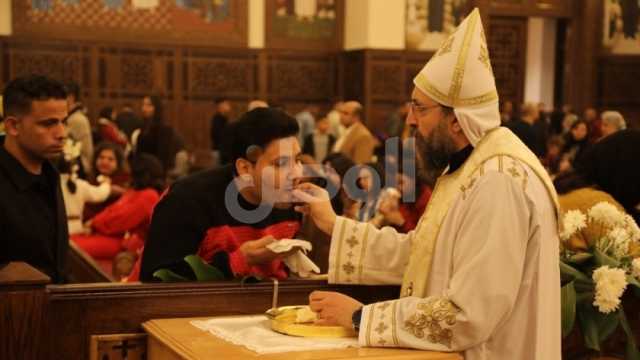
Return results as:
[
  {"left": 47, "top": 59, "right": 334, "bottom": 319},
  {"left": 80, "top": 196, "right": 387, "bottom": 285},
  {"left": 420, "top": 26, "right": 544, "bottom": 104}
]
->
[
  {"left": 560, "top": 261, "right": 591, "bottom": 283},
  {"left": 576, "top": 291, "right": 594, "bottom": 304},
  {"left": 567, "top": 252, "right": 593, "bottom": 264},
  {"left": 152, "top": 268, "right": 189, "bottom": 282},
  {"left": 561, "top": 281, "right": 576, "bottom": 338},
  {"left": 619, "top": 309, "right": 640, "bottom": 360},
  {"left": 593, "top": 248, "right": 621, "bottom": 268},
  {"left": 184, "top": 255, "right": 225, "bottom": 281},
  {"left": 627, "top": 274, "right": 640, "bottom": 290},
  {"left": 596, "top": 311, "right": 620, "bottom": 344},
  {"left": 577, "top": 303, "right": 622, "bottom": 351}
]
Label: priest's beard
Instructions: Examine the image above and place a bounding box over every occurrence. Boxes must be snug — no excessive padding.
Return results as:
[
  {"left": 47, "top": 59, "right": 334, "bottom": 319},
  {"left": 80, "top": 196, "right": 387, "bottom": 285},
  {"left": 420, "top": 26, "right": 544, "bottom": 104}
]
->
[{"left": 414, "top": 119, "right": 458, "bottom": 186}]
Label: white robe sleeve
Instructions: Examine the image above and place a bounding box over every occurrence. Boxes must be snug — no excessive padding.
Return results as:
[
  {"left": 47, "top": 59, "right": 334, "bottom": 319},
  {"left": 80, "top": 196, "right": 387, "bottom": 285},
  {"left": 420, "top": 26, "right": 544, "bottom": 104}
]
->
[
  {"left": 358, "top": 170, "right": 533, "bottom": 351},
  {"left": 327, "top": 216, "right": 413, "bottom": 285},
  {"left": 79, "top": 179, "right": 111, "bottom": 204}
]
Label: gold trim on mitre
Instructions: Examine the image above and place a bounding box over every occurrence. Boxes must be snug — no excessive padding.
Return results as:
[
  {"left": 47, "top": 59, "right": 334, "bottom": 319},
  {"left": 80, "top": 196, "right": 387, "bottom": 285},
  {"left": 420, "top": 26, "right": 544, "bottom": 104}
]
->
[{"left": 413, "top": 8, "right": 498, "bottom": 108}]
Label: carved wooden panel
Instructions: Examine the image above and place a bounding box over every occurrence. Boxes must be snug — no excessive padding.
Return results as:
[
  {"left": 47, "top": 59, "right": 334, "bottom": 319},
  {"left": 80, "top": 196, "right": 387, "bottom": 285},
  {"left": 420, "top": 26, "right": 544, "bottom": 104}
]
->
[
  {"left": 121, "top": 56, "right": 154, "bottom": 93},
  {"left": 0, "top": 39, "right": 300, "bottom": 150},
  {"left": 370, "top": 63, "right": 404, "bottom": 100},
  {"left": 342, "top": 51, "right": 365, "bottom": 102},
  {"left": 183, "top": 49, "right": 259, "bottom": 100},
  {"left": 11, "top": 0, "right": 248, "bottom": 48},
  {"left": 487, "top": 16, "right": 527, "bottom": 107},
  {"left": 268, "top": 53, "right": 337, "bottom": 101},
  {"left": 4, "top": 42, "right": 88, "bottom": 90}
]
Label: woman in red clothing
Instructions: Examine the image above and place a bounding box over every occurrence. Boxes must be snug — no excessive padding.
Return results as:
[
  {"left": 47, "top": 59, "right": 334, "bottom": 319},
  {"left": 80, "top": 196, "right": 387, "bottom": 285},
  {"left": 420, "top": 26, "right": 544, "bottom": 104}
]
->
[
  {"left": 72, "top": 154, "right": 165, "bottom": 276},
  {"left": 394, "top": 172, "right": 431, "bottom": 233},
  {"left": 96, "top": 106, "right": 128, "bottom": 147}
]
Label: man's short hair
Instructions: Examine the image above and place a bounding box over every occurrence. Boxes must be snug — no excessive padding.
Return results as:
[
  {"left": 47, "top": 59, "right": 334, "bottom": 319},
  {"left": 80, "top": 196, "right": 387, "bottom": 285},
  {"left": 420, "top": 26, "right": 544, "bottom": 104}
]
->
[
  {"left": 2, "top": 75, "right": 67, "bottom": 117},
  {"left": 214, "top": 97, "right": 229, "bottom": 104},
  {"left": 65, "top": 81, "right": 80, "bottom": 101},
  {"left": 223, "top": 107, "right": 299, "bottom": 163}
]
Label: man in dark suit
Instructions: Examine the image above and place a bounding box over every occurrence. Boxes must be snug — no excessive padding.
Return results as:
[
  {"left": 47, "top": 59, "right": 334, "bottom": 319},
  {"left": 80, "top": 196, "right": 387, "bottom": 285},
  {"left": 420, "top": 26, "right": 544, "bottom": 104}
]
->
[{"left": 302, "top": 115, "right": 335, "bottom": 163}]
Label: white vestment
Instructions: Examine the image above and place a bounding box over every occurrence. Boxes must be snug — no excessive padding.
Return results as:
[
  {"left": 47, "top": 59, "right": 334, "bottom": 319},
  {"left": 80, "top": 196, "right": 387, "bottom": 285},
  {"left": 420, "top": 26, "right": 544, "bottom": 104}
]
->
[{"left": 327, "top": 129, "right": 561, "bottom": 360}]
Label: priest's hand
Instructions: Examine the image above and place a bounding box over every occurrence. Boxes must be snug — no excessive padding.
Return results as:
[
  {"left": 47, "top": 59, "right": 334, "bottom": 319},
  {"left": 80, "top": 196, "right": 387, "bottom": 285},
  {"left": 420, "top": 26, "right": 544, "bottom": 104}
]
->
[
  {"left": 308, "top": 291, "right": 363, "bottom": 328},
  {"left": 292, "top": 182, "right": 337, "bottom": 235},
  {"left": 238, "top": 236, "right": 296, "bottom": 266}
]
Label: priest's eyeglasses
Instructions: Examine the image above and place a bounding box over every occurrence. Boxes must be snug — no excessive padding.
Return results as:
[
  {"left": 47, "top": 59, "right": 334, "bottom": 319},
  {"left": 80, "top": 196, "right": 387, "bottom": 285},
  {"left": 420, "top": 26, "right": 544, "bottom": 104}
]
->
[{"left": 410, "top": 101, "right": 441, "bottom": 116}]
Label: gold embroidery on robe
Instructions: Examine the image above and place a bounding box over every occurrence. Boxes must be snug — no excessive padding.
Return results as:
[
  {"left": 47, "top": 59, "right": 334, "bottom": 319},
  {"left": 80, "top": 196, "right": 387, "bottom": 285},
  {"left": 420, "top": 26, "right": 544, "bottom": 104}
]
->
[{"left": 403, "top": 297, "right": 461, "bottom": 349}]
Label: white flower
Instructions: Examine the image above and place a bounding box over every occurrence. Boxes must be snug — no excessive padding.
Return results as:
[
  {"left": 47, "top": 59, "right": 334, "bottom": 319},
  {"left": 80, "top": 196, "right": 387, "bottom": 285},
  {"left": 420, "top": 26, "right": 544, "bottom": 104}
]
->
[
  {"left": 561, "top": 210, "right": 587, "bottom": 240},
  {"left": 62, "top": 139, "right": 81, "bottom": 162},
  {"left": 633, "top": 258, "right": 640, "bottom": 280},
  {"left": 608, "top": 227, "right": 631, "bottom": 260},
  {"left": 625, "top": 214, "right": 640, "bottom": 242},
  {"left": 588, "top": 202, "right": 625, "bottom": 228},
  {"left": 592, "top": 266, "right": 628, "bottom": 313}
]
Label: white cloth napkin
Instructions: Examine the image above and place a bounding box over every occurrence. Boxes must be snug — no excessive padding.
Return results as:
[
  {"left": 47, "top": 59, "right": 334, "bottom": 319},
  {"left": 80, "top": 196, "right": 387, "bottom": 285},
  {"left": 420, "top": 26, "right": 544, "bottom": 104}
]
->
[
  {"left": 267, "top": 239, "right": 321, "bottom": 278},
  {"left": 191, "top": 316, "right": 358, "bottom": 354}
]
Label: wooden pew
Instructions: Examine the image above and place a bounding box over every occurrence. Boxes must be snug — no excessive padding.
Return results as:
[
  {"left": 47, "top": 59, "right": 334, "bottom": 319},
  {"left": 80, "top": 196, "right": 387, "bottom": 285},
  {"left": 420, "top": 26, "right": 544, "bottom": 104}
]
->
[
  {"left": 45, "top": 279, "right": 400, "bottom": 359},
  {"left": 10, "top": 261, "right": 638, "bottom": 360},
  {"left": 0, "top": 262, "right": 50, "bottom": 360},
  {"left": 4, "top": 262, "right": 401, "bottom": 359},
  {"left": 65, "top": 242, "right": 114, "bottom": 283}
]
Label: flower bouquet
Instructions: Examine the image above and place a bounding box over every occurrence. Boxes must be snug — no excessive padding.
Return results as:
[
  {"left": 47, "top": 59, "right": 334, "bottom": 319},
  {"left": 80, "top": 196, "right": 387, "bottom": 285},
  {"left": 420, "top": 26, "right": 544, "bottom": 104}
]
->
[{"left": 560, "top": 201, "right": 640, "bottom": 359}]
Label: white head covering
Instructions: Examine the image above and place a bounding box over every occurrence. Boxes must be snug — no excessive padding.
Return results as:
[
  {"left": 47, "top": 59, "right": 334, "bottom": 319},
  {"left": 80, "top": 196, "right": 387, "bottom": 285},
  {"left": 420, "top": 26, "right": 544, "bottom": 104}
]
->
[{"left": 413, "top": 8, "right": 499, "bottom": 146}]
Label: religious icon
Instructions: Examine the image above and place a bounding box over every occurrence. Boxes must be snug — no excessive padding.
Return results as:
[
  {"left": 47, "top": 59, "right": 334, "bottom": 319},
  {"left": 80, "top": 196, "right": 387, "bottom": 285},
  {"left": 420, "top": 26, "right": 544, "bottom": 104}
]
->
[
  {"left": 103, "top": 0, "right": 125, "bottom": 10},
  {"left": 31, "top": 0, "right": 53, "bottom": 12},
  {"left": 174, "top": 0, "right": 230, "bottom": 22},
  {"left": 406, "top": 0, "right": 468, "bottom": 51},
  {"left": 603, "top": 0, "right": 640, "bottom": 54},
  {"left": 273, "top": 0, "right": 336, "bottom": 39}
]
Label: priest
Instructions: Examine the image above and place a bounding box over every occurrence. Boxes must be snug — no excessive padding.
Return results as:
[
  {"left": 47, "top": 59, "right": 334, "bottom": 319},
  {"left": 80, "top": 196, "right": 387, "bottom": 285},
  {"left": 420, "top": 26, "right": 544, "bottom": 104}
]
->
[{"left": 293, "top": 8, "right": 561, "bottom": 360}]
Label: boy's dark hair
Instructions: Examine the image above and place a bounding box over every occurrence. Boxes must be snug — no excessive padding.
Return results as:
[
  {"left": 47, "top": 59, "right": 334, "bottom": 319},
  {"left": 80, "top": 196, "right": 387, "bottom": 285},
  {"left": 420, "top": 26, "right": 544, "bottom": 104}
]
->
[
  {"left": 99, "top": 106, "right": 114, "bottom": 121},
  {"left": 214, "top": 97, "right": 229, "bottom": 105},
  {"left": 223, "top": 107, "right": 299, "bottom": 164},
  {"left": 130, "top": 153, "right": 165, "bottom": 193},
  {"left": 2, "top": 75, "right": 67, "bottom": 117},
  {"left": 65, "top": 81, "right": 80, "bottom": 101}
]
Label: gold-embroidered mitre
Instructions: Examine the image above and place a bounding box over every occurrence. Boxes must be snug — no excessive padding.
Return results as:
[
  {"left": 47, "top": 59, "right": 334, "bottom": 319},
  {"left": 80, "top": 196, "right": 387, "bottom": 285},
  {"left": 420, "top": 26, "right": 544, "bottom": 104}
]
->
[{"left": 413, "top": 8, "right": 497, "bottom": 108}]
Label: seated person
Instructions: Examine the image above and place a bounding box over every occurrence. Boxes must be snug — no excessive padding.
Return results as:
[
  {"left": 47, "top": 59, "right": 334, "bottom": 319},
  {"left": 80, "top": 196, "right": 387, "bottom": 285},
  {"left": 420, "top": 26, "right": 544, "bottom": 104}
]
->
[
  {"left": 58, "top": 141, "right": 112, "bottom": 235},
  {"left": 132, "top": 107, "right": 303, "bottom": 281},
  {"left": 72, "top": 154, "right": 164, "bottom": 275}
]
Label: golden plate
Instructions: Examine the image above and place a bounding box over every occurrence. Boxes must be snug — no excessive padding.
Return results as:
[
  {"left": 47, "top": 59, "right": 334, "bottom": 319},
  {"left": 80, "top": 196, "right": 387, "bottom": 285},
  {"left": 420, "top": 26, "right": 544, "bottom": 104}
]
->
[{"left": 267, "top": 306, "right": 356, "bottom": 338}]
